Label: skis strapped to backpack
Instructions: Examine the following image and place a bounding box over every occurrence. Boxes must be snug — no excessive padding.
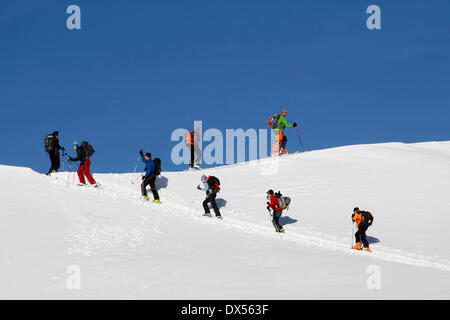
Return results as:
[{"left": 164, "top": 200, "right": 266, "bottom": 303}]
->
[
  {"left": 153, "top": 158, "right": 162, "bottom": 176},
  {"left": 275, "top": 191, "right": 291, "bottom": 210},
  {"left": 268, "top": 113, "right": 281, "bottom": 129}
]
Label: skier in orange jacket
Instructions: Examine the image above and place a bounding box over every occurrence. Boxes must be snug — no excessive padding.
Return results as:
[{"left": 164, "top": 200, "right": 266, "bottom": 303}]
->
[{"left": 352, "top": 207, "right": 374, "bottom": 251}]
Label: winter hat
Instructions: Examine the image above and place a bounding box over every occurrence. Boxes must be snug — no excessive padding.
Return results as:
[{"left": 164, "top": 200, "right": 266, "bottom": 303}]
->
[
  {"left": 72, "top": 141, "right": 79, "bottom": 146},
  {"left": 145, "top": 153, "right": 151, "bottom": 158},
  {"left": 52, "top": 131, "right": 59, "bottom": 136},
  {"left": 267, "top": 189, "right": 274, "bottom": 195},
  {"left": 353, "top": 207, "right": 360, "bottom": 212},
  {"left": 201, "top": 175, "right": 207, "bottom": 182}
]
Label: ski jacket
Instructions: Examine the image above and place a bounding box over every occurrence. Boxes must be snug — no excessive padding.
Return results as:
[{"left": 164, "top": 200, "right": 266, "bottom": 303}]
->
[
  {"left": 71, "top": 146, "right": 88, "bottom": 165},
  {"left": 352, "top": 211, "right": 373, "bottom": 228},
  {"left": 141, "top": 154, "right": 155, "bottom": 177},
  {"left": 277, "top": 115, "right": 294, "bottom": 131},
  {"left": 268, "top": 195, "right": 280, "bottom": 211}
]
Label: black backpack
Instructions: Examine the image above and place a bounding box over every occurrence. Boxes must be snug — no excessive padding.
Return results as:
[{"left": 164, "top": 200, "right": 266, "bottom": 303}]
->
[
  {"left": 44, "top": 134, "right": 54, "bottom": 152},
  {"left": 153, "top": 158, "right": 161, "bottom": 176},
  {"left": 361, "top": 211, "right": 374, "bottom": 226},
  {"left": 81, "top": 141, "right": 95, "bottom": 158},
  {"left": 208, "top": 176, "right": 221, "bottom": 192}
]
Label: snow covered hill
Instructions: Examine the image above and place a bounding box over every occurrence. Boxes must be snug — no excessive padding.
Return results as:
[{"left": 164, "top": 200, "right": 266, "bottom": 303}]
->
[{"left": 1, "top": 141, "right": 450, "bottom": 299}]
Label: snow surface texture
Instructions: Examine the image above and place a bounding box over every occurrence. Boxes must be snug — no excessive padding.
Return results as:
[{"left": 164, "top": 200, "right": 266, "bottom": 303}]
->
[{"left": 1, "top": 141, "right": 450, "bottom": 299}]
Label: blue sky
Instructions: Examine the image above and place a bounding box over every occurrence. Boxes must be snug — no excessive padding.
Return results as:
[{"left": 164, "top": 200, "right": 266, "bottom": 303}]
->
[{"left": 0, "top": 0, "right": 449, "bottom": 173}]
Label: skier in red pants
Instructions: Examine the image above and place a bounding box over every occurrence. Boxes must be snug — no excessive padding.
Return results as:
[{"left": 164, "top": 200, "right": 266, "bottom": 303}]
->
[{"left": 69, "top": 141, "right": 98, "bottom": 186}]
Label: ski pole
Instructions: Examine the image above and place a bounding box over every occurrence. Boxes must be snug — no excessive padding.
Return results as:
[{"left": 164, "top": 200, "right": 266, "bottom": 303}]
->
[
  {"left": 61, "top": 151, "right": 65, "bottom": 172},
  {"left": 131, "top": 156, "right": 140, "bottom": 184},
  {"left": 295, "top": 127, "right": 305, "bottom": 152},
  {"left": 351, "top": 221, "right": 354, "bottom": 248},
  {"left": 73, "top": 162, "right": 80, "bottom": 185},
  {"left": 66, "top": 161, "right": 72, "bottom": 184},
  {"left": 132, "top": 174, "right": 143, "bottom": 185}
]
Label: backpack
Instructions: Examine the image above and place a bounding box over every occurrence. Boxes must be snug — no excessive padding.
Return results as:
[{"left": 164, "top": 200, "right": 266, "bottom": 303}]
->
[
  {"left": 361, "top": 211, "right": 374, "bottom": 226},
  {"left": 81, "top": 141, "right": 95, "bottom": 158},
  {"left": 208, "top": 176, "right": 221, "bottom": 192},
  {"left": 268, "top": 113, "right": 281, "bottom": 129},
  {"left": 153, "top": 158, "right": 162, "bottom": 176},
  {"left": 44, "top": 134, "right": 54, "bottom": 152},
  {"left": 185, "top": 132, "right": 193, "bottom": 145},
  {"left": 275, "top": 191, "right": 291, "bottom": 210}
]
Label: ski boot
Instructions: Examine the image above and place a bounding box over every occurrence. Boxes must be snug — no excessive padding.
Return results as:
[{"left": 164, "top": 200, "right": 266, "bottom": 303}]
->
[
  {"left": 216, "top": 215, "right": 223, "bottom": 220},
  {"left": 352, "top": 242, "right": 362, "bottom": 250},
  {"left": 364, "top": 247, "right": 371, "bottom": 252},
  {"left": 202, "top": 213, "right": 212, "bottom": 218},
  {"left": 141, "top": 196, "right": 149, "bottom": 201},
  {"left": 152, "top": 199, "right": 161, "bottom": 204}
]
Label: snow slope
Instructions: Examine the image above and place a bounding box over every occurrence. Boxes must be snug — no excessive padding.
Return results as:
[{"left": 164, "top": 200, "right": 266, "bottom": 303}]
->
[{"left": 1, "top": 141, "right": 450, "bottom": 299}]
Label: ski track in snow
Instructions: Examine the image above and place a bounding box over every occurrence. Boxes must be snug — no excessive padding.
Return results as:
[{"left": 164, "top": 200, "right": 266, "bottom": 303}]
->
[{"left": 51, "top": 171, "right": 450, "bottom": 272}]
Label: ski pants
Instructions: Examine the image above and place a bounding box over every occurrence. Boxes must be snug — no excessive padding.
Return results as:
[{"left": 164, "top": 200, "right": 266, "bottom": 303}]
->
[
  {"left": 190, "top": 144, "right": 202, "bottom": 168},
  {"left": 272, "top": 130, "right": 287, "bottom": 154},
  {"left": 141, "top": 174, "right": 159, "bottom": 200},
  {"left": 48, "top": 151, "right": 60, "bottom": 174},
  {"left": 77, "top": 158, "right": 96, "bottom": 185},
  {"left": 203, "top": 191, "right": 221, "bottom": 217},
  {"left": 355, "top": 224, "right": 369, "bottom": 248},
  {"left": 272, "top": 209, "right": 283, "bottom": 232}
]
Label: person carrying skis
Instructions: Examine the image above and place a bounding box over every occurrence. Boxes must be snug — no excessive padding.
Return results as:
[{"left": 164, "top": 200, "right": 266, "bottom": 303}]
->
[
  {"left": 69, "top": 141, "right": 98, "bottom": 187},
  {"left": 45, "top": 131, "right": 65, "bottom": 175},
  {"left": 266, "top": 189, "right": 284, "bottom": 232},
  {"left": 352, "top": 207, "right": 374, "bottom": 252},
  {"left": 197, "top": 175, "right": 222, "bottom": 219},
  {"left": 185, "top": 126, "right": 202, "bottom": 170},
  {"left": 139, "top": 149, "right": 160, "bottom": 203},
  {"left": 271, "top": 109, "right": 297, "bottom": 155}
]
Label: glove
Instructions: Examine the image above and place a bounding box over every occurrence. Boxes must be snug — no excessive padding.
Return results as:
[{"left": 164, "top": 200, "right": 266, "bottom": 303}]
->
[
  {"left": 197, "top": 185, "right": 201, "bottom": 190},
  {"left": 293, "top": 122, "right": 298, "bottom": 128},
  {"left": 266, "top": 205, "right": 271, "bottom": 210},
  {"left": 139, "top": 149, "right": 144, "bottom": 156}
]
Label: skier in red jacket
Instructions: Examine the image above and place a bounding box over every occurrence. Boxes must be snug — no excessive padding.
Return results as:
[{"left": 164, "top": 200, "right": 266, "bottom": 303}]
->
[{"left": 267, "top": 189, "right": 284, "bottom": 232}]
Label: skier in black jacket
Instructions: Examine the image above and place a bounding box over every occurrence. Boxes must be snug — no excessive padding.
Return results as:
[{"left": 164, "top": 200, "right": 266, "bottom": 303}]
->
[
  {"left": 197, "top": 175, "right": 222, "bottom": 219},
  {"left": 45, "top": 131, "right": 64, "bottom": 175},
  {"left": 69, "top": 141, "right": 97, "bottom": 186}
]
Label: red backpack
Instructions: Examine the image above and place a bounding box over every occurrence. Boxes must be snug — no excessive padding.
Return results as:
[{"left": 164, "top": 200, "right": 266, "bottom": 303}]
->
[{"left": 185, "top": 132, "right": 194, "bottom": 145}]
